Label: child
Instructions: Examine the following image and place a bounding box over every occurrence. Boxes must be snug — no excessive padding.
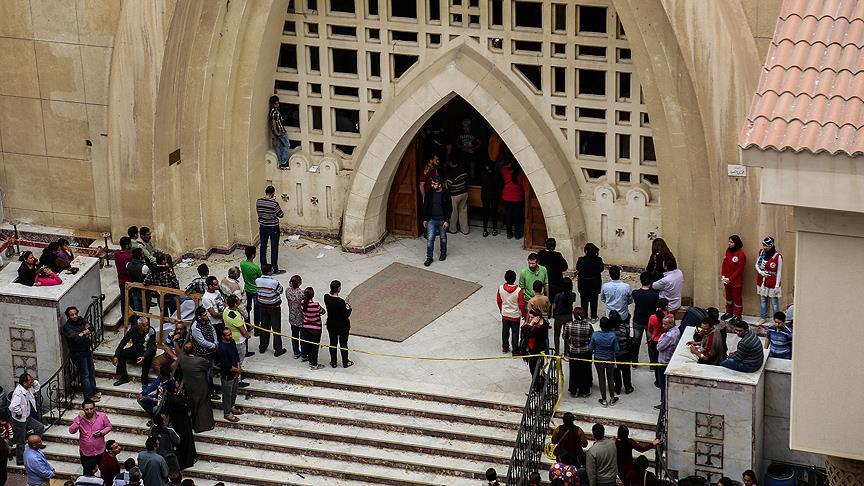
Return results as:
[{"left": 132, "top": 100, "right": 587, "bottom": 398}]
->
[
  {"left": 766, "top": 311, "right": 793, "bottom": 359},
  {"left": 486, "top": 467, "right": 501, "bottom": 486}
]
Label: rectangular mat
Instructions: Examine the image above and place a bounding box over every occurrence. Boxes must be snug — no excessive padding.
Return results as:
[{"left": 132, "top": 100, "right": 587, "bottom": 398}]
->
[{"left": 346, "top": 262, "right": 482, "bottom": 342}]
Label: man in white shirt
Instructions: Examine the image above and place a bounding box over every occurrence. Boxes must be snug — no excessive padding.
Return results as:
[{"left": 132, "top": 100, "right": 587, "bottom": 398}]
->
[
  {"left": 201, "top": 276, "right": 226, "bottom": 333},
  {"left": 10, "top": 373, "right": 44, "bottom": 465},
  {"left": 652, "top": 257, "right": 684, "bottom": 312}
]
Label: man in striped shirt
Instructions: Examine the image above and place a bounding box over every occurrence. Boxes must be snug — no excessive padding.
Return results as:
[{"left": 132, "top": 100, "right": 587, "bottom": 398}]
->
[
  {"left": 255, "top": 264, "right": 286, "bottom": 357},
  {"left": 256, "top": 185, "right": 286, "bottom": 274}
]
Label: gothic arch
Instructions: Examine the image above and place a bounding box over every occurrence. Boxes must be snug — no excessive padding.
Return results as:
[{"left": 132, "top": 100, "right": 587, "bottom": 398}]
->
[{"left": 341, "top": 41, "right": 586, "bottom": 261}]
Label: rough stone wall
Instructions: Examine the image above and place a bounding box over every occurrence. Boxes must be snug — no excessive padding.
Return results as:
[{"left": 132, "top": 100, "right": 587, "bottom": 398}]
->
[{"left": 0, "top": 0, "right": 121, "bottom": 231}]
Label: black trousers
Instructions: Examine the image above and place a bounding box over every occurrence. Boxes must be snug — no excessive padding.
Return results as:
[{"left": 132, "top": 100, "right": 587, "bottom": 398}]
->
[
  {"left": 568, "top": 352, "right": 593, "bottom": 395},
  {"left": 503, "top": 200, "right": 524, "bottom": 237},
  {"left": 481, "top": 197, "right": 498, "bottom": 232},
  {"left": 80, "top": 451, "right": 102, "bottom": 474},
  {"left": 580, "top": 294, "right": 599, "bottom": 320},
  {"left": 613, "top": 352, "right": 633, "bottom": 391},
  {"left": 115, "top": 347, "right": 153, "bottom": 384},
  {"left": 301, "top": 328, "right": 322, "bottom": 366},
  {"left": 258, "top": 304, "right": 283, "bottom": 353},
  {"left": 328, "top": 327, "right": 350, "bottom": 366}
]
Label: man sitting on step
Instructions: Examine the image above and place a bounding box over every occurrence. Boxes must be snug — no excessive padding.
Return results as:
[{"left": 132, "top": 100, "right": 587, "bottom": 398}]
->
[{"left": 112, "top": 317, "right": 157, "bottom": 387}]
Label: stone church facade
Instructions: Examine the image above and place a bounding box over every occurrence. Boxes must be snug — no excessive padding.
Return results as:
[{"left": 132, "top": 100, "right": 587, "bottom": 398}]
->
[{"left": 0, "top": 0, "right": 790, "bottom": 310}]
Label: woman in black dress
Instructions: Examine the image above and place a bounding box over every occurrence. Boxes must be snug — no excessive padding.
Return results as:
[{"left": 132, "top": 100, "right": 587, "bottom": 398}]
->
[
  {"left": 163, "top": 380, "right": 197, "bottom": 470},
  {"left": 575, "top": 243, "right": 604, "bottom": 320}
]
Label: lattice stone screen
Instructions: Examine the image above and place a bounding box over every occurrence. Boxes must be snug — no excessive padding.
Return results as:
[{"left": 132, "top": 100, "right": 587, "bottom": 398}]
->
[{"left": 275, "top": 0, "right": 659, "bottom": 193}]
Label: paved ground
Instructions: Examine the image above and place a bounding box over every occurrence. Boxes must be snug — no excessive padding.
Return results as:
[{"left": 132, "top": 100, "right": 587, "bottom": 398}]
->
[{"left": 118, "top": 230, "right": 661, "bottom": 426}]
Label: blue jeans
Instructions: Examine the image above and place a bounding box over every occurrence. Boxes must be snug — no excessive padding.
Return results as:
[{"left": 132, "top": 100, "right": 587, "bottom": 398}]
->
[
  {"left": 425, "top": 219, "right": 447, "bottom": 258},
  {"left": 259, "top": 225, "right": 281, "bottom": 270},
  {"left": 138, "top": 396, "right": 159, "bottom": 418},
  {"left": 272, "top": 132, "right": 290, "bottom": 167},
  {"left": 632, "top": 326, "right": 646, "bottom": 362},
  {"left": 719, "top": 358, "right": 761, "bottom": 373},
  {"left": 759, "top": 295, "right": 780, "bottom": 319},
  {"left": 71, "top": 354, "right": 96, "bottom": 400}
]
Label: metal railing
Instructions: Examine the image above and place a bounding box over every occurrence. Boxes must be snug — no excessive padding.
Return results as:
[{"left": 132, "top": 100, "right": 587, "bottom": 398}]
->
[
  {"left": 35, "top": 294, "right": 104, "bottom": 430},
  {"left": 123, "top": 282, "right": 200, "bottom": 348},
  {"left": 507, "top": 354, "right": 560, "bottom": 485},
  {"left": 655, "top": 405, "right": 677, "bottom": 484}
]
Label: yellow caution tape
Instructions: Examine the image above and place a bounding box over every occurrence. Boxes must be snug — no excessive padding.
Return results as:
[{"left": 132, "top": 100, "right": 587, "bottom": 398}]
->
[{"left": 245, "top": 322, "right": 666, "bottom": 366}]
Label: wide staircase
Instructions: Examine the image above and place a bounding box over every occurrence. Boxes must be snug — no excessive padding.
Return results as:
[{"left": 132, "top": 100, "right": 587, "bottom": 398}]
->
[{"left": 17, "top": 346, "right": 658, "bottom": 485}]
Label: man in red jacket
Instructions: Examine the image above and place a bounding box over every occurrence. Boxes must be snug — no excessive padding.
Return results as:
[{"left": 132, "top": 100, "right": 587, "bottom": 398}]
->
[{"left": 720, "top": 235, "right": 746, "bottom": 320}]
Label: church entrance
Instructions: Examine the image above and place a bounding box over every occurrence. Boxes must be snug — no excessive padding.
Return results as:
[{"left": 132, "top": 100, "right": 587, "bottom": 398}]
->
[{"left": 385, "top": 96, "right": 548, "bottom": 249}]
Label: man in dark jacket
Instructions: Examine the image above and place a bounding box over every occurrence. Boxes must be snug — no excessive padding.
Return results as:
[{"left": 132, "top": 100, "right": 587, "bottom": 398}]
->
[
  {"left": 537, "top": 238, "right": 569, "bottom": 303},
  {"left": 63, "top": 306, "right": 99, "bottom": 402},
  {"left": 112, "top": 317, "right": 156, "bottom": 387},
  {"left": 421, "top": 176, "right": 452, "bottom": 267}
]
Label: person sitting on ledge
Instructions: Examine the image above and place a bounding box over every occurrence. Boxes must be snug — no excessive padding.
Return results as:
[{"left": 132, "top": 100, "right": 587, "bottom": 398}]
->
[
  {"left": 112, "top": 317, "right": 157, "bottom": 387},
  {"left": 35, "top": 267, "right": 62, "bottom": 287},
  {"left": 719, "top": 319, "right": 764, "bottom": 373},
  {"left": 15, "top": 251, "right": 38, "bottom": 286}
]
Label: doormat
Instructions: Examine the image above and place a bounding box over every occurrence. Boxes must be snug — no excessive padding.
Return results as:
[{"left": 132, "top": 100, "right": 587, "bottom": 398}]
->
[{"left": 346, "top": 262, "right": 482, "bottom": 342}]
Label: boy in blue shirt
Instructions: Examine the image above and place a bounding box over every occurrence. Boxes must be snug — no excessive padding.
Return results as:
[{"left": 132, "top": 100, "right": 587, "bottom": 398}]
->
[{"left": 766, "top": 311, "right": 793, "bottom": 359}]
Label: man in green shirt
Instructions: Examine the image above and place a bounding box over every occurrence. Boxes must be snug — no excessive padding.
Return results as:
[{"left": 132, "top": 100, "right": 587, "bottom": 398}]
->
[
  {"left": 239, "top": 246, "right": 262, "bottom": 340},
  {"left": 519, "top": 253, "right": 549, "bottom": 303}
]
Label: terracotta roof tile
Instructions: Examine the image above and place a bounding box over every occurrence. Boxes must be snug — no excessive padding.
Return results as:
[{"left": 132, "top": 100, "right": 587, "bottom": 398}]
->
[{"left": 740, "top": 0, "right": 864, "bottom": 155}]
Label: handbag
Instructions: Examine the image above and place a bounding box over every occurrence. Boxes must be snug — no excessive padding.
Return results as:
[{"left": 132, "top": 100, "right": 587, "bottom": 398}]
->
[{"left": 544, "top": 427, "right": 570, "bottom": 460}]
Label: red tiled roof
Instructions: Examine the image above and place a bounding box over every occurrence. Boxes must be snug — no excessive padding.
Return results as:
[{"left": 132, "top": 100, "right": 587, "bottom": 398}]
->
[{"left": 739, "top": 0, "right": 864, "bottom": 156}]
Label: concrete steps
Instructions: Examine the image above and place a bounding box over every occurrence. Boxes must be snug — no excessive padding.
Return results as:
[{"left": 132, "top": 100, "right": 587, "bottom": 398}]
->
[{"left": 24, "top": 349, "right": 659, "bottom": 484}]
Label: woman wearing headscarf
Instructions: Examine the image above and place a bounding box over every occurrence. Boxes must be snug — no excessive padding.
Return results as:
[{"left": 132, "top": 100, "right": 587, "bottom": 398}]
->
[
  {"left": 720, "top": 235, "right": 746, "bottom": 321},
  {"left": 755, "top": 236, "right": 782, "bottom": 325}
]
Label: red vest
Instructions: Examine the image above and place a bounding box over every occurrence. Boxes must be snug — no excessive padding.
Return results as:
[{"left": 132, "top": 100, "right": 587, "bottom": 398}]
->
[{"left": 756, "top": 250, "right": 781, "bottom": 289}]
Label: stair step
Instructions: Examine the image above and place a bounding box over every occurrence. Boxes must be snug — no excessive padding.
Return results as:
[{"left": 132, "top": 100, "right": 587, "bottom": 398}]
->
[
  {"left": 31, "top": 439, "right": 471, "bottom": 485},
  {"left": 83, "top": 393, "right": 515, "bottom": 463}
]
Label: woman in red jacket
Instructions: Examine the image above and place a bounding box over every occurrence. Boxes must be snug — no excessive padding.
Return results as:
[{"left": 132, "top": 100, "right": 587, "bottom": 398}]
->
[
  {"left": 720, "top": 235, "right": 746, "bottom": 320},
  {"left": 499, "top": 159, "right": 525, "bottom": 240}
]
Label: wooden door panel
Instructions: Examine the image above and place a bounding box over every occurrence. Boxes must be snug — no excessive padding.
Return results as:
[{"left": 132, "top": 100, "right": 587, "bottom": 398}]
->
[
  {"left": 524, "top": 183, "right": 547, "bottom": 249},
  {"left": 386, "top": 139, "right": 420, "bottom": 236}
]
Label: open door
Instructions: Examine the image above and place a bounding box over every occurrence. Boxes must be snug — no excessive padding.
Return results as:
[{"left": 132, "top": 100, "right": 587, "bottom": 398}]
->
[
  {"left": 524, "top": 183, "right": 548, "bottom": 249},
  {"left": 386, "top": 138, "right": 421, "bottom": 236}
]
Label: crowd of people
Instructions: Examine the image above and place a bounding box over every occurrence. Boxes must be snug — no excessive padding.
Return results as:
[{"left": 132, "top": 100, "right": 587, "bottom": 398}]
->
[{"left": 488, "top": 234, "right": 793, "bottom": 485}]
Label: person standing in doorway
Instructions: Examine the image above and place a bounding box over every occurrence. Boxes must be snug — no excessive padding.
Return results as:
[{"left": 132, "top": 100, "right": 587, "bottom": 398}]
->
[
  {"left": 755, "top": 236, "right": 782, "bottom": 325},
  {"left": 269, "top": 95, "right": 291, "bottom": 169},
  {"left": 479, "top": 160, "right": 501, "bottom": 237},
  {"left": 300, "top": 287, "right": 326, "bottom": 370},
  {"left": 720, "top": 235, "right": 746, "bottom": 321},
  {"left": 255, "top": 264, "right": 286, "bottom": 357},
  {"left": 422, "top": 176, "right": 451, "bottom": 267},
  {"left": 324, "top": 280, "right": 354, "bottom": 368},
  {"left": 418, "top": 153, "right": 440, "bottom": 204},
  {"left": 68, "top": 400, "right": 112, "bottom": 474},
  {"left": 63, "top": 306, "right": 99, "bottom": 403},
  {"left": 256, "top": 185, "right": 285, "bottom": 274},
  {"left": 575, "top": 243, "right": 604, "bottom": 321},
  {"left": 497, "top": 270, "right": 525, "bottom": 354},
  {"left": 500, "top": 159, "right": 525, "bottom": 240},
  {"left": 240, "top": 246, "right": 262, "bottom": 341},
  {"left": 10, "top": 374, "right": 44, "bottom": 466},
  {"left": 444, "top": 157, "right": 470, "bottom": 235},
  {"left": 454, "top": 118, "right": 482, "bottom": 179}
]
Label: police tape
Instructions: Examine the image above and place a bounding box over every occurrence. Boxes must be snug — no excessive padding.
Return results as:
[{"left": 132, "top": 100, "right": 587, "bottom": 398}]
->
[{"left": 245, "top": 322, "right": 666, "bottom": 366}]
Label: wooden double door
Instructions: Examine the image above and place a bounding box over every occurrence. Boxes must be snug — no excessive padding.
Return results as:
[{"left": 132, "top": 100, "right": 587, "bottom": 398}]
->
[{"left": 386, "top": 138, "right": 547, "bottom": 249}]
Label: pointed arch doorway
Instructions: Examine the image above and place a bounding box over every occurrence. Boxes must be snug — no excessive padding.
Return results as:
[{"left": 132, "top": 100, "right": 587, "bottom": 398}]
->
[
  {"left": 385, "top": 96, "right": 548, "bottom": 249},
  {"left": 341, "top": 42, "right": 585, "bottom": 262}
]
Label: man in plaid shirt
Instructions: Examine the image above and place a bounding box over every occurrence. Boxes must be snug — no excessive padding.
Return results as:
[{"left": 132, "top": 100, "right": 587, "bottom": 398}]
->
[
  {"left": 269, "top": 95, "right": 291, "bottom": 169},
  {"left": 562, "top": 307, "right": 594, "bottom": 397}
]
